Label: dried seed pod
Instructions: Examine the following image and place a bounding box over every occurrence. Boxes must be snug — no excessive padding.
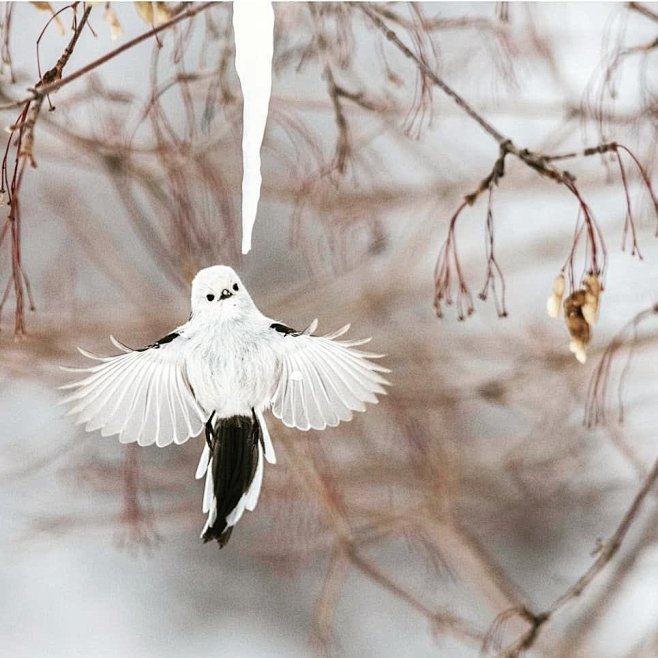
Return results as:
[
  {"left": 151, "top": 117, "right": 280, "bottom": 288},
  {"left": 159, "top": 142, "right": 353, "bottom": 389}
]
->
[
  {"left": 569, "top": 338, "right": 587, "bottom": 364},
  {"left": 565, "top": 310, "right": 590, "bottom": 345},
  {"left": 564, "top": 290, "right": 590, "bottom": 363},
  {"left": 104, "top": 6, "right": 123, "bottom": 41},
  {"left": 134, "top": 2, "right": 155, "bottom": 25},
  {"left": 153, "top": 2, "right": 172, "bottom": 23},
  {"left": 582, "top": 274, "right": 602, "bottom": 326},
  {"left": 135, "top": 1, "right": 171, "bottom": 26},
  {"left": 546, "top": 273, "right": 566, "bottom": 318},
  {"left": 31, "top": 2, "right": 65, "bottom": 36},
  {"left": 583, "top": 274, "right": 601, "bottom": 298}
]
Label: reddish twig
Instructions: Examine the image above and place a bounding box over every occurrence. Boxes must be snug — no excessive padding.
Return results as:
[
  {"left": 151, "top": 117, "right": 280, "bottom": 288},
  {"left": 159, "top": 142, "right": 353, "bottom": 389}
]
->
[
  {"left": 628, "top": 1, "right": 658, "bottom": 24},
  {"left": 585, "top": 303, "right": 658, "bottom": 427},
  {"left": 0, "top": 4, "right": 91, "bottom": 333},
  {"left": 0, "top": 2, "right": 215, "bottom": 111},
  {"left": 616, "top": 144, "right": 658, "bottom": 236},
  {"left": 433, "top": 200, "right": 474, "bottom": 320},
  {"left": 616, "top": 149, "right": 642, "bottom": 257},
  {"left": 0, "top": 3, "right": 16, "bottom": 83},
  {"left": 479, "top": 186, "right": 508, "bottom": 317},
  {"left": 0, "top": 2, "right": 216, "bottom": 333},
  {"left": 359, "top": 7, "right": 658, "bottom": 320},
  {"left": 491, "top": 455, "right": 658, "bottom": 657}
]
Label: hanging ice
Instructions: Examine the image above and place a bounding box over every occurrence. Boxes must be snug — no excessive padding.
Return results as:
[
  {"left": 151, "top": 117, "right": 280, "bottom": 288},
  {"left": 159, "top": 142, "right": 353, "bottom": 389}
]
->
[{"left": 233, "top": 0, "right": 274, "bottom": 255}]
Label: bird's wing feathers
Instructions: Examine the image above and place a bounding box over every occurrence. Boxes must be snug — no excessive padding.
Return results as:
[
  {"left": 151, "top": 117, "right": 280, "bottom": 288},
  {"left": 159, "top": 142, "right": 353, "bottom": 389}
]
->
[
  {"left": 60, "top": 332, "right": 208, "bottom": 447},
  {"left": 270, "top": 321, "right": 390, "bottom": 431}
]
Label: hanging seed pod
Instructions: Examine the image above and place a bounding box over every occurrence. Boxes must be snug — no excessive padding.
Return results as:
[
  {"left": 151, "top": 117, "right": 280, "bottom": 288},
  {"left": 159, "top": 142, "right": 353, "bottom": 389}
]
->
[
  {"left": 546, "top": 273, "right": 566, "bottom": 318},
  {"left": 31, "top": 2, "right": 65, "bottom": 36},
  {"left": 135, "top": 1, "right": 171, "bottom": 26},
  {"left": 569, "top": 338, "right": 588, "bottom": 364},
  {"left": 104, "top": 6, "right": 123, "bottom": 41},
  {"left": 564, "top": 290, "right": 590, "bottom": 363},
  {"left": 582, "top": 274, "right": 602, "bottom": 326}
]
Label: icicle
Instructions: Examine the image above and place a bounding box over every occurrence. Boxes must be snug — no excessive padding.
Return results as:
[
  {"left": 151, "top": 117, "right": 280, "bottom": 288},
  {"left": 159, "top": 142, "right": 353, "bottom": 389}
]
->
[{"left": 232, "top": 0, "right": 274, "bottom": 254}]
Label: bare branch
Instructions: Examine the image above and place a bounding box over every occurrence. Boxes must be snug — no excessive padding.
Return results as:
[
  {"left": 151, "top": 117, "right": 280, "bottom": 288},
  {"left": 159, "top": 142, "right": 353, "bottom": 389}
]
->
[
  {"left": 627, "top": 2, "right": 658, "bottom": 24},
  {"left": 493, "top": 456, "right": 658, "bottom": 657},
  {"left": 0, "top": 2, "right": 215, "bottom": 111}
]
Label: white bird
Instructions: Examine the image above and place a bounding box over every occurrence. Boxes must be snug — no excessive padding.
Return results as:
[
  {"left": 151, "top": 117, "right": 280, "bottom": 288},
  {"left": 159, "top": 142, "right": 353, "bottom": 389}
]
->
[{"left": 61, "top": 265, "right": 390, "bottom": 547}]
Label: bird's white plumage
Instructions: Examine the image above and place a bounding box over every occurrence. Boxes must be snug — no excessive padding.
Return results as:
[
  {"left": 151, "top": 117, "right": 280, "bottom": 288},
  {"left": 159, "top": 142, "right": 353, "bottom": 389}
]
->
[
  {"left": 201, "top": 463, "right": 218, "bottom": 537},
  {"left": 195, "top": 442, "right": 211, "bottom": 479},
  {"left": 270, "top": 324, "right": 390, "bottom": 431},
  {"left": 62, "top": 265, "right": 388, "bottom": 544},
  {"left": 202, "top": 458, "right": 215, "bottom": 513},
  {"left": 60, "top": 335, "right": 207, "bottom": 448},
  {"left": 255, "top": 409, "right": 276, "bottom": 464}
]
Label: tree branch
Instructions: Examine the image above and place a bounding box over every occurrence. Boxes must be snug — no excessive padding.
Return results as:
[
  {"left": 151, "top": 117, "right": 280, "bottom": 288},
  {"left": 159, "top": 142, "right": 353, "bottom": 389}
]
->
[
  {"left": 359, "top": 4, "right": 507, "bottom": 145},
  {"left": 0, "top": 2, "right": 215, "bottom": 111},
  {"left": 493, "top": 456, "right": 658, "bottom": 657},
  {"left": 628, "top": 1, "right": 658, "bottom": 24}
]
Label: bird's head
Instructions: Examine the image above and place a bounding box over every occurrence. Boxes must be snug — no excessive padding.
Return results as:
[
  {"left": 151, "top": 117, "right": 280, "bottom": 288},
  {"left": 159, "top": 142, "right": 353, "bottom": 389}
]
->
[{"left": 190, "top": 265, "right": 255, "bottom": 319}]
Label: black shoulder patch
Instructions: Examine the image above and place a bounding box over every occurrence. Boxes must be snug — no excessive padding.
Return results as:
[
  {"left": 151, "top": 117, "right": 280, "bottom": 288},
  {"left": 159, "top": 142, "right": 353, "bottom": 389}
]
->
[
  {"left": 138, "top": 331, "right": 180, "bottom": 351},
  {"left": 270, "top": 322, "right": 300, "bottom": 336}
]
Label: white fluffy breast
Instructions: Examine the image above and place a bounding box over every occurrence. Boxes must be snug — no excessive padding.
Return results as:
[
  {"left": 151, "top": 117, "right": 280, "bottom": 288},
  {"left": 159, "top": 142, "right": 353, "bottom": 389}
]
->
[{"left": 185, "top": 316, "right": 280, "bottom": 417}]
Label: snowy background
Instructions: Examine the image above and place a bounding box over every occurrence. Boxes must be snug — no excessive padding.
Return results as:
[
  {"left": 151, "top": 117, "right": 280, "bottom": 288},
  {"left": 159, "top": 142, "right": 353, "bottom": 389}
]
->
[{"left": 1, "top": 3, "right": 658, "bottom": 657}]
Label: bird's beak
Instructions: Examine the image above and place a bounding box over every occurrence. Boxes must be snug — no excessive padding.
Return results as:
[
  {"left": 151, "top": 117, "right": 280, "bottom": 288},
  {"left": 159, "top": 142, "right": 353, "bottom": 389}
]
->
[{"left": 220, "top": 288, "right": 233, "bottom": 300}]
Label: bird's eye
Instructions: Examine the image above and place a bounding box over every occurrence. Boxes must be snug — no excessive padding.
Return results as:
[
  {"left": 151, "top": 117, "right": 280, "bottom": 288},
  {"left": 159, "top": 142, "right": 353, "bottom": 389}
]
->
[
  {"left": 206, "top": 294, "right": 215, "bottom": 301},
  {"left": 232, "top": 283, "right": 239, "bottom": 292}
]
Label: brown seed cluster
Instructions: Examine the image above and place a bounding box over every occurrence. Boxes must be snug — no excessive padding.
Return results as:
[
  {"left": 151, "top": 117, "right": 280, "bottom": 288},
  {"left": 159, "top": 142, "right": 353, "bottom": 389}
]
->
[{"left": 547, "top": 273, "right": 602, "bottom": 364}]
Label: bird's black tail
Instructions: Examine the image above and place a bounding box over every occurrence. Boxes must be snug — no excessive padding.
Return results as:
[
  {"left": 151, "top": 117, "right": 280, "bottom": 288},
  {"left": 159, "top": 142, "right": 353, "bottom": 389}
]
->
[{"left": 200, "top": 413, "right": 262, "bottom": 547}]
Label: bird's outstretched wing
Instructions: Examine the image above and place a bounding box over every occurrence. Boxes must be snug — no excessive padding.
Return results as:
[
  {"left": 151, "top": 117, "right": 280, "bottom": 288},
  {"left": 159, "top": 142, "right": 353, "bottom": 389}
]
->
[
  {"left": 270, "top": 321, "right": 390, "bottom": 431},
  {"left": 60, "top": 332, "right": 208, "bottom": 447}
]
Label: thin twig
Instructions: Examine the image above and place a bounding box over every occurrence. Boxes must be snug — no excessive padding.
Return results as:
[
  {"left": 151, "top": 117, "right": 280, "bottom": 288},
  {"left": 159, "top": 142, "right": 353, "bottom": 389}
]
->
[
  {"left": 0, "top": 2, "right": 215, "bottom": 111},
  {"left": 494, "top": 456, "right": 658, "bottom": 657},
  {"left": 0, "top": 4, "right": 92, "bottom": 333},
  {"left": 362, "top": 7, "right": 653, "bottom": 322},
  {"left": 585, "top": 303, "right": 658, "bottom": 427},
  {"left": 628, "top": 1, "right": 658, "bottom": 24},
  {"left": 359, "top": 4, "right": 507, "bottom": 145}
]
